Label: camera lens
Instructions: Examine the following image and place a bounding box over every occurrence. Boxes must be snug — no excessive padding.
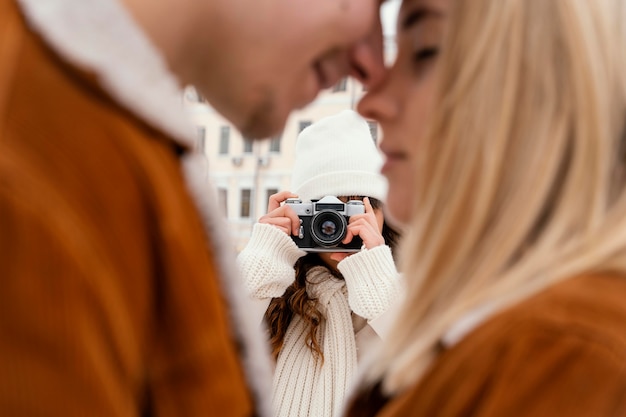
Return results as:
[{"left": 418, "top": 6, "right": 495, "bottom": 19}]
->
[
  {"left": 310, "top": 210, "right": 347, "bottom": 247},
  {"left": 320, "top": 220, "right": 337, "bottom": 236}
]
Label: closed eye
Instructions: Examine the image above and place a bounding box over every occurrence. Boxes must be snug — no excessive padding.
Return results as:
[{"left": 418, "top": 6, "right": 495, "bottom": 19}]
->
[{"left": 414, "top": 47, "right": 439, "bottom": 62}]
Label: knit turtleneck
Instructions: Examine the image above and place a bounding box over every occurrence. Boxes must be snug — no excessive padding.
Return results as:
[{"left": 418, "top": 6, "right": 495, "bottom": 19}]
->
[
  {"left": 272, "top": 267, "right": 358, "bottom": 417},
  {"left": 238, "top": 223, "right": 400, "bottom": 417}
]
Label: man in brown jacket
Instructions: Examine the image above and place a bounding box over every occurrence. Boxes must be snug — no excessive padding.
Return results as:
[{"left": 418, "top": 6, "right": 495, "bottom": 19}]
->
[{"left": 0, "top": 0, "right": 386, "bottom": 415}]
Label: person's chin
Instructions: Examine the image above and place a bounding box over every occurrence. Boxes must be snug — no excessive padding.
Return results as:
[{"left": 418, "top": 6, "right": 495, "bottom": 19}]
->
[
  {"left": 239, "top": 106, "right": 288, "bottom": 140},
  {"left": 239, "top": 85, "right": 317, "bottom": 138}
]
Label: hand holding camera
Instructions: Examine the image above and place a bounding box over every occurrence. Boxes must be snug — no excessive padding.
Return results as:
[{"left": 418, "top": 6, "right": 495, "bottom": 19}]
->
[
  {"left": 285, "top": 195, "right": 365, "bottom": 252},
  {"left": 259, "top": 190, "right": 302, "bottom": 236},
  {"left": 260, "top": 191, "right": 385, "bottom": 254}
]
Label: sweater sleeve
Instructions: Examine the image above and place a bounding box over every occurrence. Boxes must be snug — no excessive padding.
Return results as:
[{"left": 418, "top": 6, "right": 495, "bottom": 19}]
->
[
  {"left": 338, "top": 245, "right": 400, "bottom": 321},
  {"left": 237, "top": 223, "right": 307, "bottom": 299}
]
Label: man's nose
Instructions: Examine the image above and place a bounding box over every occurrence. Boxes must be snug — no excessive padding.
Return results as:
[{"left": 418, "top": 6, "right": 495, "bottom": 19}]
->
[{"left": 348, "top": 20, "right": 386, "bottom": 90}]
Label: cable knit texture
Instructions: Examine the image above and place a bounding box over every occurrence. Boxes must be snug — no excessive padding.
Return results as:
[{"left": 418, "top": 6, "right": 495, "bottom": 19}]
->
[
  {"left": 238, "top": 223, "right": 307, "bottom": 298},
  {"left": 272, "top": 267, "right": 357, "bottom": 417},
  {"left": 338, "top": 245, "right": 400, "bottom": 320},
  {"left": 240, "top": 224, "right": 400, "bottom": 417}
]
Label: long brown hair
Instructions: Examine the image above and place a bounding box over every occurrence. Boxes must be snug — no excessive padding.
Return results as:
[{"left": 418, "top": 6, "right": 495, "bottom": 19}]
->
[{"left": 264, "top": 196, "right": 400, "bottom": 360}]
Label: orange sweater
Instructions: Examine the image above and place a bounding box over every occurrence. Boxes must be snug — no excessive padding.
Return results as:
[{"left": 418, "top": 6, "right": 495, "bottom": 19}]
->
[
  {"left": 0, "top": 0, "right": 258, "bottom": 415},
  {"left": 346, "top": 273, "right": 626, "bottom": 417}
]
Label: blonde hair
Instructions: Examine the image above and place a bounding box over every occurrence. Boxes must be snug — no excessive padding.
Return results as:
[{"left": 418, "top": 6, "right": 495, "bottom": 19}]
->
[{"left": 369, "top": 0, "right": 626, "bottom": 394}]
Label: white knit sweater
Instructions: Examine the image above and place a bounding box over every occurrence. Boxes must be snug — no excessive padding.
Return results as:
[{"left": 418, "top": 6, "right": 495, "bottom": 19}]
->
[{"left": 237, "top": 223, "right": 400, "bottom": 417}]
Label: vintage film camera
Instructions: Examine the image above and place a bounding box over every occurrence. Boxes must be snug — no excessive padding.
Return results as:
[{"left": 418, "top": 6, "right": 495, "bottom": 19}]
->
[{"left": 285, "top": 195, "right": 365, "bottom": 252}]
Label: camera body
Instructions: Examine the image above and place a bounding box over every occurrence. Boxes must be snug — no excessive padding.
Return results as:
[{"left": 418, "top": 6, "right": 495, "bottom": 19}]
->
[{"left": 285, "top": 195, "right": 365, "bottom": 252}]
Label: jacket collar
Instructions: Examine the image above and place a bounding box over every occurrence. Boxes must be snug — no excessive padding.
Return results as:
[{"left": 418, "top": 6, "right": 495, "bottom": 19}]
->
[
  {"left": 16, "top": 0, "right": 195, "bottom": 148},
  {"left": 15, "top": 2, "right": 276, "bottom": 414}
]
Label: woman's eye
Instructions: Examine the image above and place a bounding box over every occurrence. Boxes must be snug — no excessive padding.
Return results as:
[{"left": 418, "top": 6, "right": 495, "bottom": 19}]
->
[{"left": 414, "top": 47, "right": 439, "bottom": 62}]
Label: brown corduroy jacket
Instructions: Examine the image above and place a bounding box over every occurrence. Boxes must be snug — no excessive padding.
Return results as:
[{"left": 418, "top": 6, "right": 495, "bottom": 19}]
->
[
  {"left": 346, "top": 273, "right": 626, "bottom": 417},
  {"left": 0, "top": 0, "right": 260, "bottom": 415}
]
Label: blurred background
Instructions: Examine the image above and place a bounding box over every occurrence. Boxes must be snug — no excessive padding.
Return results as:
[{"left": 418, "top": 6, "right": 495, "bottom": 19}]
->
[{"left": 183, "top": 0, "right": 400, "bottom": 251}]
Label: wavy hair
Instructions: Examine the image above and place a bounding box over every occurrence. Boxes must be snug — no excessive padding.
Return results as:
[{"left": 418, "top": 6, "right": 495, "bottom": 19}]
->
[
  {"left": 366, "top": 0, "right": 626, "bottom": 394},
  {"left": 264, "top": 196, "right": 400, "bottom": 361}
]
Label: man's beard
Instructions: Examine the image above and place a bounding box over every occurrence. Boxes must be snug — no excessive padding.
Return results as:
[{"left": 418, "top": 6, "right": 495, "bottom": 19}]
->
[{"left": 239, "top": 91, "right": 283, "bottom": 140}]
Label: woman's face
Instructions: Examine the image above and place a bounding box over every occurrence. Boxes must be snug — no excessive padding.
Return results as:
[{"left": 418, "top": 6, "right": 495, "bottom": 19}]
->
[{"left": 358, "top": 0, "right": 450, "bottom": 224}]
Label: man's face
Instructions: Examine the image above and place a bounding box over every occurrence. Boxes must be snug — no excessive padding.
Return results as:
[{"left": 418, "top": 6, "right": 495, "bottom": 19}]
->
[{"left": 191, "top": 0, "right": 385, "bottom": 138}]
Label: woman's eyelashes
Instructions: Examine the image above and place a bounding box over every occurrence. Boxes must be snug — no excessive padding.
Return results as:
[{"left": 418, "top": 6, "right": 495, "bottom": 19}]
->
[
  {"left": 410, "top": 45, "right": 439, "bottom": 74},
  {"left": 414, "top": 46, "right": 439, "bottom": 62}
]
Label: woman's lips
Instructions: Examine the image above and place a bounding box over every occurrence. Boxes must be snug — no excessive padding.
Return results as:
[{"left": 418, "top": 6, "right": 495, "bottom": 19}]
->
[{"left": 381, "top": 151, "right": 408, "bottom": 174}]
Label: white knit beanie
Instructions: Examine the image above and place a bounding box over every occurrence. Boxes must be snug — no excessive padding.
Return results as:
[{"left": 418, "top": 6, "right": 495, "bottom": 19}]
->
[{"left": 291, "top": 110, "right": 387, "bottom": 203}]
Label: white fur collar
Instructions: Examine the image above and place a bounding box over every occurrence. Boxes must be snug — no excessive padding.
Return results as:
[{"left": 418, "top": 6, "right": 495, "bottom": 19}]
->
[
  {"left": 16, "top": 1, "right": 273, "bottom": 415},
  {"left": 16, "top": 0, "right": 195, "bottom": 147},
  {"left": 183, "top": 155, "right": 274, "bottom": 417}
]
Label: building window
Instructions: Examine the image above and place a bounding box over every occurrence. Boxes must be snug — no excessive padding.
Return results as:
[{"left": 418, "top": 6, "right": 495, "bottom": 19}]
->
[
  {"left": 299, "top": 120, "right": 312, "bottom": 133},
  {"left": 196, "top": 126, "right": 206, "bottom": 152},
  {"left": 243, "top": 138, "right": 253, "bottom": 154},
  {"left": 266, "top": 188, "right": 279, "bottom": 212},
  {"left": 332, "top": 77, "right": 347, "bottom": 92},
  {"left": 240, "top": 189, "right": 251, "bottom": 218},
  {"left": 219, "top": 126, "right": 230, "bottom": 154},
  {"left": 269, "top": 136, "right": 281, "bottom": 153},
  {"left": 218, "top": 188, "right": 228, "bottom": 216},
  {"left": 367, "top": 121, "right": 378, "bottom": 144}
]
